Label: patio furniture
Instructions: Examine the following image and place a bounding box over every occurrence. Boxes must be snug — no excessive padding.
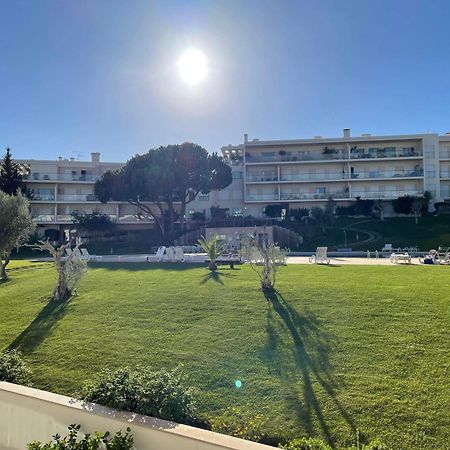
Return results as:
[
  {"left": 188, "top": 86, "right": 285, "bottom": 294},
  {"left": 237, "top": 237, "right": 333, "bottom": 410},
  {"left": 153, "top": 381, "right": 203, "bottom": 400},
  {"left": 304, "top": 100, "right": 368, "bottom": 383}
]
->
[
  {"left": 147, "top": 246, "right": 166, "bottom": 262},
  {"left": 309, "top": 247, "right": 330, "bottom": 264},
  {"left": 390, "top": 253, "right": 411, "bottom": 264},
  {"left": 437, "top": 246, "right": 450, "bottom": 265}
]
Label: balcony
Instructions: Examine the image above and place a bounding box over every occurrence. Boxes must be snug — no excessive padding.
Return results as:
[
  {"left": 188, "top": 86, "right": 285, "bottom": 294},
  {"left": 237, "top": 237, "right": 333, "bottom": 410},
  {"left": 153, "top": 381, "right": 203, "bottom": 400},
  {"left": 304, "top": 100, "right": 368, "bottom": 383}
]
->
[
  {"left": 440, "top": 170, "right": 450, "bottom": 179},
  {"left": 280, "top": 191, "right": 349, "bottom": 201},
  {"left": 32, "top": 194, "right": 55, "bottom": 201},
  {"left": 350, "top": 168, "right": 424, "bottom": 180},
  {"left": 246, "top": 173, "right": 278, "bottom": 182},
  {"left": 440, "top": 150, "right": 450, "bottom": 159},
  {"left": 246, "top": 193, "right": 280, "bottom": 201},
  {"left": 280, "top": 172, "right": 347, "bottom": 182},
  {"left": 25, "top": 173, "right": 100, "bottom": 182},
  {"left": 351, "top": 190, "right": 423, "bottom": 199},
  {"left": 57, "top": 194, "right": 98, "bottom": 202},
  {"left": 245, "top": 148, "right": 423, "bottom": 164}
]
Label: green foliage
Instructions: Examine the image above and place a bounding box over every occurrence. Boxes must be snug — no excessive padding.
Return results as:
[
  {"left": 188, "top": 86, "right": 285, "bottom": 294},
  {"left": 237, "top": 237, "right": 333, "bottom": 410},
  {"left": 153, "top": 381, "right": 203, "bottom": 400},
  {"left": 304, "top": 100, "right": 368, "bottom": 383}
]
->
[
  {"left": 335, "top": 205, "right": 356, "bottom": 216},
  {"left": 95, "top": 144, "right": 232, "bottom": 235},
  {"left": 392, "top": 195, "right": 414, "bottom": 214},
  {"left": 289, "top": 207, "right": 310, "bottom": 221},
  {"left": 210, "top": 407, "right": 270, "bottom": 443},
  {"left": 210, "top": 206, "right": 229, "bottom": 219},
  {"left": 0, "top": 349, "right": 32, "bottom": 385},
  {"left": 191, "top": 211, "right": 205, "bottom": 221},
  {"left": 0, "top": 191, "right": 35, "bottom": 279},
  {"left": 81, "top": 366, "right": 198, "bottom": 425},
  {"left": 71, "top": 211, "right": 116, "bottom": 234},
  {"left": 198, "top": 234, "right": 226, "bottom": 270},
  {"left": 280, "top": 436, "right": 332, "bottom": 450},
  {"left": 0, "top": 148, "right": 32, "bottom": 197},
  {"left": 264, "top": 204, "right": 283, "bottom": 218},
  {"left": 354, "top": 198, "right": 374, "bottom": 216},
  {"left": 27, "top": 424, "right": 133, "bottom": 450}
]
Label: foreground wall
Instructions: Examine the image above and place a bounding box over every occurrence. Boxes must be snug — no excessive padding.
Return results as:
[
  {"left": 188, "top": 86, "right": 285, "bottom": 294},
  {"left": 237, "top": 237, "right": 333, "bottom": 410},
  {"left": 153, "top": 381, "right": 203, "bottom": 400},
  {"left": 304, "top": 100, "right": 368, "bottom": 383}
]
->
[{"left": 0, "top": 382, "right": 272, "bottom": 450}]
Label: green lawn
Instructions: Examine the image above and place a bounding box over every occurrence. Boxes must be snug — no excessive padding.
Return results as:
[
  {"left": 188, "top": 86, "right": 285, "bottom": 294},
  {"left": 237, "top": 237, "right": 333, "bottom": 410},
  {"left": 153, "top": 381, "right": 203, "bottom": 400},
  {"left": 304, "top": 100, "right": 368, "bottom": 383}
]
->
[
  {"left": 299, "top": 215, "right": 450, "bottom": 251},
  {"left": 1, "top": 261, "right": 449, "bottom": 449}
]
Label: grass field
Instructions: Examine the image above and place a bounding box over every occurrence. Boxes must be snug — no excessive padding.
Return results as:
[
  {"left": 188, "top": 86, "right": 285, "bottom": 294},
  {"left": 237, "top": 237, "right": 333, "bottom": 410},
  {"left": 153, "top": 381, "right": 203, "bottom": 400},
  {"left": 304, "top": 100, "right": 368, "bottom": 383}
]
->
[
  {"left": 300, "top": 215, "right": 450, "bottom": 251},
  {"left": 1, "top": 261, "right": 449, "bottom": 449}
]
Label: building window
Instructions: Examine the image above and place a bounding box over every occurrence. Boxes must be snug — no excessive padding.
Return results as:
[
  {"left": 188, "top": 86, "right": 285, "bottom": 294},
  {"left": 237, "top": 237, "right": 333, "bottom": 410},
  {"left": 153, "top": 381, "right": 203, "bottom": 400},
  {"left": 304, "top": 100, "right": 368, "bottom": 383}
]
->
[
  {"left": 198, "top": 193, "right": 209, "bottom": 201},
  {"left": 232, "top": 171, "right": 242, "bottom": 179}
]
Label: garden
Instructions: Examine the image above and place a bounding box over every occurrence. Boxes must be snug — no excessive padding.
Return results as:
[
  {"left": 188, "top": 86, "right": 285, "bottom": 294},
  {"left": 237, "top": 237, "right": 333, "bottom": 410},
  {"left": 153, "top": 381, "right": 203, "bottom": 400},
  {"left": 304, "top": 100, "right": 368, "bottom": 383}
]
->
[{"left": 1, "top": 260, "right": 449, "bottom": 449}]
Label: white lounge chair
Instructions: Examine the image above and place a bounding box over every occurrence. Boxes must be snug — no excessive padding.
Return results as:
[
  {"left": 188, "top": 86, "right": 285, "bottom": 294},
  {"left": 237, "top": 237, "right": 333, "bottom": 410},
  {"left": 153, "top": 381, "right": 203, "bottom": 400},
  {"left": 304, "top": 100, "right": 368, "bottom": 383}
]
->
[
  {"left": 65, "top": 248, "right": 73, "bottom": 257},
  {"left": 309, "top": 247, "right": 330, "bottom": 265},
  {"left": 147, "top": 246, "right": 166, "bottom": 262},
  {"left": 390, "top": 253, "right": 411, "bottom": 264},
  {"left": 80, "top": 248, "right": 98, "bottom": 261},
  {"left": 173, "top": 246, "right": 185, "bottom": 262}
]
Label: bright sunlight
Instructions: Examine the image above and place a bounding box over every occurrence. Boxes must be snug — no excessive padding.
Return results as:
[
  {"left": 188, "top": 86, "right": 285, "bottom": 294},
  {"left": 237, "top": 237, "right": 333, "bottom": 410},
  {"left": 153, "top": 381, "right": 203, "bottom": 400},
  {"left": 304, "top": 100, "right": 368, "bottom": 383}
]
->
[{"left": 177, "top": 48, "right": 209, "bottom": 85}]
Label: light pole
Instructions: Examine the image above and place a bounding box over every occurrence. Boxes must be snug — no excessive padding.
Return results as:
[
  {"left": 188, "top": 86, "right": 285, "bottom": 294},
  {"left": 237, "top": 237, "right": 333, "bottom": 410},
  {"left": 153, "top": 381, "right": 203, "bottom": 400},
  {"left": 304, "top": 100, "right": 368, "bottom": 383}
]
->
[{"left": 343, "top": 228, "right": 347, "bottom": 248}]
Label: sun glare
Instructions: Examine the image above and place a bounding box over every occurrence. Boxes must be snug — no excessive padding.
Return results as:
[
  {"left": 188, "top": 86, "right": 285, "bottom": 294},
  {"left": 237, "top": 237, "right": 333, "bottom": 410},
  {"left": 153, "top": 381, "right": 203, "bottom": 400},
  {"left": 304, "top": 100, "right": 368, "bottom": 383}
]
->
[{"left": 177, "top": 48, "right": 209, "bottom": 85}]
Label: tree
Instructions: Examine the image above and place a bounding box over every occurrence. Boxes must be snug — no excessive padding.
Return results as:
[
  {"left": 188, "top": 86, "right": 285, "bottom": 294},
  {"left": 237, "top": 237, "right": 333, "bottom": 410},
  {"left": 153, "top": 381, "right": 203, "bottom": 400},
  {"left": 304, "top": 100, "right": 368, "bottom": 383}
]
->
[
  {"left": 410, "top": 191, "right": 432, "bottom": 224},
  {"left": 0, "top": 148, "right": 32, "bottom": 197},
  {"left": 95, "top": 144, "right": 232, "bottom": 237},
  {"left": 264, "top": 204, "right": 283, "bottom": 218},
  {"left": 240, "top": 233, "right": 288, "bottom": 290},
  {"left": 373, "top": 199, "right": 385, "bottom": 221},
  {"left": 198, "top": 235, "right": 226, "bottom": 270},
  {"left": 71, "top": 211, "right": 116, "bottom": 236},
  {"left": 309, "top": 207, "right": 328, "bottom": 232},
  {"left": 32, "top": 239, "right": 87, "bottom": 301},
  {"left": 392, "top": 195, "right": 414, "bottom": 214},
  {"left": 0, "top": 191, "right": 35, "bottom": 280},
  {"left": 324, "top": 197, "right": 336, "bottom": 225}
]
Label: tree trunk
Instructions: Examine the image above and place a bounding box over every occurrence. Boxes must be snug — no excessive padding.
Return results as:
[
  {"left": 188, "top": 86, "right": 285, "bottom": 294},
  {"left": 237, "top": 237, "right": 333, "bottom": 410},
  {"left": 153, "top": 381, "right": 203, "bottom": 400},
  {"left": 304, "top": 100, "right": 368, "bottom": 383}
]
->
[
  {"left": 53, "top": 255, "right": 71, "bottom": 301},
  {"left": 0, "top": 257, "right": 9, "bottom": 280},
  {"left": 415, "top": 213, "right": 419, "bottom": 225}
]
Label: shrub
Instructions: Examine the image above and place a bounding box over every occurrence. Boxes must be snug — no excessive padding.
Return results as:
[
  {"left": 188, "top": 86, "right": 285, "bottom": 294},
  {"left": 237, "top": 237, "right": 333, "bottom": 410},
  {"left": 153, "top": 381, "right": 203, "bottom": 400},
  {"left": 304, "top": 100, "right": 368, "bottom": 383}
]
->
[
  {"left": 0, "top": 350, "right": 32, "bottom": 385},
  {"left": 27, "top": 424, "right": 133, "bottom": 450},
  {"left": 210, "top": 407, "right": 270, "bottom": 443},
  {"left": 81, "top": 366, "right": 198, "bottom": 425},
  {"left": 280, "top": 436, "right": 332, "bottom": 450}
]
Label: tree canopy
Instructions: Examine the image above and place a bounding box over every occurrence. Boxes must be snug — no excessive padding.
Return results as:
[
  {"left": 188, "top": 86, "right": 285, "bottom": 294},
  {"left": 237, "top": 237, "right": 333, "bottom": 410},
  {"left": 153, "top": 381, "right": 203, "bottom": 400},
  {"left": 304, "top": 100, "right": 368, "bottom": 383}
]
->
[
  {"left": 0, "top": 191, "right": 35, "bottom": 280},
  {"left": 95, "top": 143, "right": 232, "bottom": 236},
  {"left": 0, "top": 148, "right": 32, "bottom": 197}
]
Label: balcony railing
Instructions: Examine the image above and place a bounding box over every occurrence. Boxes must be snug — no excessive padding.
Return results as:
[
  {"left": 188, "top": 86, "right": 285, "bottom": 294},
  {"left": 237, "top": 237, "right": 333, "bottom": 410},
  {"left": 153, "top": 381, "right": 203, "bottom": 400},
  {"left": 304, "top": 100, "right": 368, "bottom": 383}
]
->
[
  {"left": 246, "top": 190, "right": 424, "bottom": 202},
  {"left": 350, "top": 168, "right": 423, "bottom": 179},
  {"left": 440, "top": 150, "right": 450, "bottom": 159},
  {"left": 246, "top": 173, "right": 278, "bottom": 182},
  {"left": 33, "top": 194, "right": 55, "bottom": 201},
  {"left": 440, "top": 170, "right": 450, "bottom": 178},
  {"left": 245, "top": 149, "right": 422, "bottom": 164},
  {"left": 57, "top": 194, "right": 98, "bottom": 201},
  {"left": 25, "top": 173, "right": 100, "bottom": 182}
]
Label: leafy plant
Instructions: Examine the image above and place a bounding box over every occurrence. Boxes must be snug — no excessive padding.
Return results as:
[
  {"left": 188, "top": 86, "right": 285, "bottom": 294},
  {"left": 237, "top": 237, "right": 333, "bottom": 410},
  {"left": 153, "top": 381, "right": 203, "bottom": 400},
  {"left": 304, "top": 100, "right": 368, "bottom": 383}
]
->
[
  {"left": 27, "top": 424, "right": 134, "bottom": 450},
  {"left": 198, "top": 235, "right": 226, "bottom": 270},
  {"left": 0, "top": 349, "right": 32, "bottom": 385},
  {"left": 280, "top": 436, "right": 332, "bottom": 450},
  {"left": 81, "top": 366, "right": 198, "bottom": 425},
  {"left": 210, "top": 407, "right": 270, "bottom": 443}
]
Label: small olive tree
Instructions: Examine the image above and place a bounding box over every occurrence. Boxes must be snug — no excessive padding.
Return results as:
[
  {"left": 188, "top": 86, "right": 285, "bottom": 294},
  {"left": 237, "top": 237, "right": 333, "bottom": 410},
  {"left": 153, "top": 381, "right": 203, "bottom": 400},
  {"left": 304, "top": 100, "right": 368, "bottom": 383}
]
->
[
  {"left": 33, "top": 238, "right": 87, "bottom": 301},
  {"left": 240, "top": 235, "right": 288, "bottom": 290},
  {"left": 0, "top": 191, "right": 35, "bottom": 280}
]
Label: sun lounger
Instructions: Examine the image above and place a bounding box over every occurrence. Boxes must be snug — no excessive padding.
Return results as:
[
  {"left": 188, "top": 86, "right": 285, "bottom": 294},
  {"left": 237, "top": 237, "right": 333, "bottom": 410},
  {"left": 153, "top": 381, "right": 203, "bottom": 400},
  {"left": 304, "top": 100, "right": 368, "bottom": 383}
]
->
[
  {"left": 309, "top": 247, "right": 330, "bottom": 264},
  {"left": 390, "top": 253, "right": 411, "bottom": 264}
]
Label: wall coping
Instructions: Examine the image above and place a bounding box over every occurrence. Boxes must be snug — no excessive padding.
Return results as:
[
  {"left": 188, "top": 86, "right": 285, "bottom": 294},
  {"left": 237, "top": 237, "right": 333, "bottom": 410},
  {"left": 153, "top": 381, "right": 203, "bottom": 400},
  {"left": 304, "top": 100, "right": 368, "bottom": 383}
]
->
[{"left": 0, "top": 382, "right": 274, "bottom": 450}]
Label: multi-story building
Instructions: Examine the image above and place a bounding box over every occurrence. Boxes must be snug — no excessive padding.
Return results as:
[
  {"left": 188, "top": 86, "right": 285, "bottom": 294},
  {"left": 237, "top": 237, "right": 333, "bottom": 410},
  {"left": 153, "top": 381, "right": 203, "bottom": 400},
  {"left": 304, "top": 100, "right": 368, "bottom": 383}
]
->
[
  {"left": 17, "top": 152, "right": 158, "bottom": 238},
  {"left": 219, "top": 129, "right": 450, "bottom": 218},
  {"left": 19, "top": 129, "right": 450, "bottom": 236}
]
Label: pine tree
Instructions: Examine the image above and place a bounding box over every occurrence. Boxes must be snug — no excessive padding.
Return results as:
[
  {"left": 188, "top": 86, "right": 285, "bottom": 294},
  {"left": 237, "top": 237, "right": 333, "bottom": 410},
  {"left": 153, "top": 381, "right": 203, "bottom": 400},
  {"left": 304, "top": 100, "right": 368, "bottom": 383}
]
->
[{"left": 0, "top": 148, "right": 32, "bottom": 197}]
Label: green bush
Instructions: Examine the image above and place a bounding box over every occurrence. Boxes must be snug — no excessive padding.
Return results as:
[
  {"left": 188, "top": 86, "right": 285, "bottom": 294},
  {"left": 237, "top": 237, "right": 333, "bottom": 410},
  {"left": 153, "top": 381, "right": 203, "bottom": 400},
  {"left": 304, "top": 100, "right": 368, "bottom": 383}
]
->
[
  {"left": 27, "top": 424, "right": 133, "bottom": 450},
  {"left": 0, "top": 350, "right": 32, "bottom": 385},
  {"left": 210, "top": 407, "right": 271, "bottom": 443},
  {"left": 81, "top": 366, "right": 198, "bottom": 425},
  {"left": 279, "top": 436, "right": 332, "bottom": 450}
]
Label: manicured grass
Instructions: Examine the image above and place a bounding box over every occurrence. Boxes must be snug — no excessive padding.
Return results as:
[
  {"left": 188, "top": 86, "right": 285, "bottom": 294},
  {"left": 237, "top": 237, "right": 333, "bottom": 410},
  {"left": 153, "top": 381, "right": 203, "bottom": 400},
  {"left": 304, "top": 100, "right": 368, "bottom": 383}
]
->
[
  {"left": 299, "top": 215, "right": 450, "bottom": 251},
  {"left": 1, "top": 261, "right": 449, "bottom": 449}
]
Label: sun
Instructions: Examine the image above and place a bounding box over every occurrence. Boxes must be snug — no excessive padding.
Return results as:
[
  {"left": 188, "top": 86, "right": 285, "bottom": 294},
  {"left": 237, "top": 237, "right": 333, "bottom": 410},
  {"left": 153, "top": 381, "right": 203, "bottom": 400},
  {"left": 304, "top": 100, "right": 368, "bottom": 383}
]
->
[{"left": 177, "top": 48, "right": 209, "bottom": 85}]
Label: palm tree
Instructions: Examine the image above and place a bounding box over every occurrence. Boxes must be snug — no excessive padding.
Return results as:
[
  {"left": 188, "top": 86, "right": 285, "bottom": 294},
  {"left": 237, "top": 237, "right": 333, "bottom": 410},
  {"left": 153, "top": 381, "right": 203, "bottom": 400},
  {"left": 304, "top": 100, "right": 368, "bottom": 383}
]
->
[{"left": 198, "top": 235, "right": 226, "bottom": 271}]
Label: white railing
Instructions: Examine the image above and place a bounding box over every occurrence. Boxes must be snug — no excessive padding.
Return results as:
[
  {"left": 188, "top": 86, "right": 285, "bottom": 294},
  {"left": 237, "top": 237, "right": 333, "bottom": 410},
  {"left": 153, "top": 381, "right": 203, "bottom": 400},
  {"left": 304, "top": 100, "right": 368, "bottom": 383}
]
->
[
  {"left": 351, "top": 190, "right": 423, "bottom": 199},
  {"left": 280, "top": 191, "right": 348, "bottom": 200},
  {"left": 0, "top": 382, "right": 271, "bottom": 450},
  {"left": 246, "top": 193, "right": 279, "bottom": 201},
  {"left": 25, "top": 173, "right": 100, "bottom": 182},
  {"left": 57, "top": 194, "right": 97, "bottom": 201}
]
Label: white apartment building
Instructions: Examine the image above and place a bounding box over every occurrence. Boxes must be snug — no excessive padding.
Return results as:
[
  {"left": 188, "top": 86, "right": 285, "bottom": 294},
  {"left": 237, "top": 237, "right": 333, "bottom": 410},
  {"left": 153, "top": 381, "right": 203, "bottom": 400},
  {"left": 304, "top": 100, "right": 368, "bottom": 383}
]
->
[
  {"left": 219, "top": 129, "right": 450, "bottom": 217},
  {"left": 17, "top": 152, "right": 158, "bottom": 238},
  {"left": 18, "top": 129, "right": 450, "bottom": 236}
]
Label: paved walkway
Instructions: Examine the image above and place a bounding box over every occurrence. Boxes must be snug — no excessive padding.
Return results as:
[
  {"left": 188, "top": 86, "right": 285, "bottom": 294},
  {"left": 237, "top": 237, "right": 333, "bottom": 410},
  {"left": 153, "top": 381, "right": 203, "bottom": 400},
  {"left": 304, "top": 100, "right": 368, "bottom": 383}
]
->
[{"left": 287, "top": 256, "right": 422, "bottom": 265}]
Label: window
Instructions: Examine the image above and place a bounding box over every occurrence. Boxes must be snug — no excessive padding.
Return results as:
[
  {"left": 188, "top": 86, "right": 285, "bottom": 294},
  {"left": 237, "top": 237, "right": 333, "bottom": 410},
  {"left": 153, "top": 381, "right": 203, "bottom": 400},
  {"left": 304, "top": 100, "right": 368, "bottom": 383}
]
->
[
  {"left": 261, "top": 152, "right": 275, "bottom": 158},
  {"left": 232, "top": 171, "right": 242, "bottom": 179},
  {"left": 384, "top": 147, "right": 396, "bottom": 157},
  {"left": 198, "top": 193, "right": 209, "bottom": 201}
]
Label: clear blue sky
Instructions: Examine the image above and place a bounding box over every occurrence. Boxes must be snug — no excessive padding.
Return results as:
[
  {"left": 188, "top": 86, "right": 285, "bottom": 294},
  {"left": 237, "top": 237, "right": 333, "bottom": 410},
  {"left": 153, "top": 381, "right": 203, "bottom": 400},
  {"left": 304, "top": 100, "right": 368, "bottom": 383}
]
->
[{"left": 1, "top": 0, "right": 450, "bottom": 162}]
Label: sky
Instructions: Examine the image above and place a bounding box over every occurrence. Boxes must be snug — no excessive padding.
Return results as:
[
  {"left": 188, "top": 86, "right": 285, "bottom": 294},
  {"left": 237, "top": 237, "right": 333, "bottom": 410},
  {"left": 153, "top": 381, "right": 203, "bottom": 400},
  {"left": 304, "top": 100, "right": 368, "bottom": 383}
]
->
[{"left": 1, "top": 0, "right": 450, "bottom": 162}]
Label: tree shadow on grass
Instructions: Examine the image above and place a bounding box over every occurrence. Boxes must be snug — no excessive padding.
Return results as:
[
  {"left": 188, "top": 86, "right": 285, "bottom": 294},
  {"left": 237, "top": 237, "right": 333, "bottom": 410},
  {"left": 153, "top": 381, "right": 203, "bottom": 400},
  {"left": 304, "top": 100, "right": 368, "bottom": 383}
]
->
[
  {"left": 262, "top": 290, "right": 355, "bottom": 445},
  {"left": 90, "top": 262, "right": 205, "bottom": 272},
  {"left": 8, "top": 299, "right": 70, "bottom": 355},
  {"left": 200, "top": 270, "right": 238, "bottom": 285}
]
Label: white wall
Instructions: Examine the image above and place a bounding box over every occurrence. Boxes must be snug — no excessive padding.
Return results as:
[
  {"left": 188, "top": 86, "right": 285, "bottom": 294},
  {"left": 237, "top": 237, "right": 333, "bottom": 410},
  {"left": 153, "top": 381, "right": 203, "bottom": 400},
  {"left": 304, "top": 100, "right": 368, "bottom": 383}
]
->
[{"left": 0, "top": 382, "right": 273, "bottom": 450}]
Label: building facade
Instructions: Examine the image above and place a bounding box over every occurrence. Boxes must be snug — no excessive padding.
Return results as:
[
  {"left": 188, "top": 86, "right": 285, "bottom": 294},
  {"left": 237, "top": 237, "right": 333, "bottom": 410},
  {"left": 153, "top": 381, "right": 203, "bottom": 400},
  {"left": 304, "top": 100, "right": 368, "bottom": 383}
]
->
[
  {"left": 218, "top": 129, "right": 450, "bottom": 218},
  {"left": 19, "top": 129, "right": 450, "bottom": 236}
]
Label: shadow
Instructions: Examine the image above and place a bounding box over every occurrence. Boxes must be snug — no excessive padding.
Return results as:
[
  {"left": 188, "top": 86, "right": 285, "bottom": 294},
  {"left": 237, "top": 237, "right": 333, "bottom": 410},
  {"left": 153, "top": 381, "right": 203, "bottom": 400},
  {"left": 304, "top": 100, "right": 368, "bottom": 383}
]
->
[
  {"left": 199, "top": 270, "right": 237, "bottom": 285},
  {"left": 89, "top": 262, "right": 206, "bottom": 272},
  {"left": 262, "top": 290, "right": 355, "bottom": 446},
  {"left": 8, "top": 299, "right": 70, "bottom": 355}
]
